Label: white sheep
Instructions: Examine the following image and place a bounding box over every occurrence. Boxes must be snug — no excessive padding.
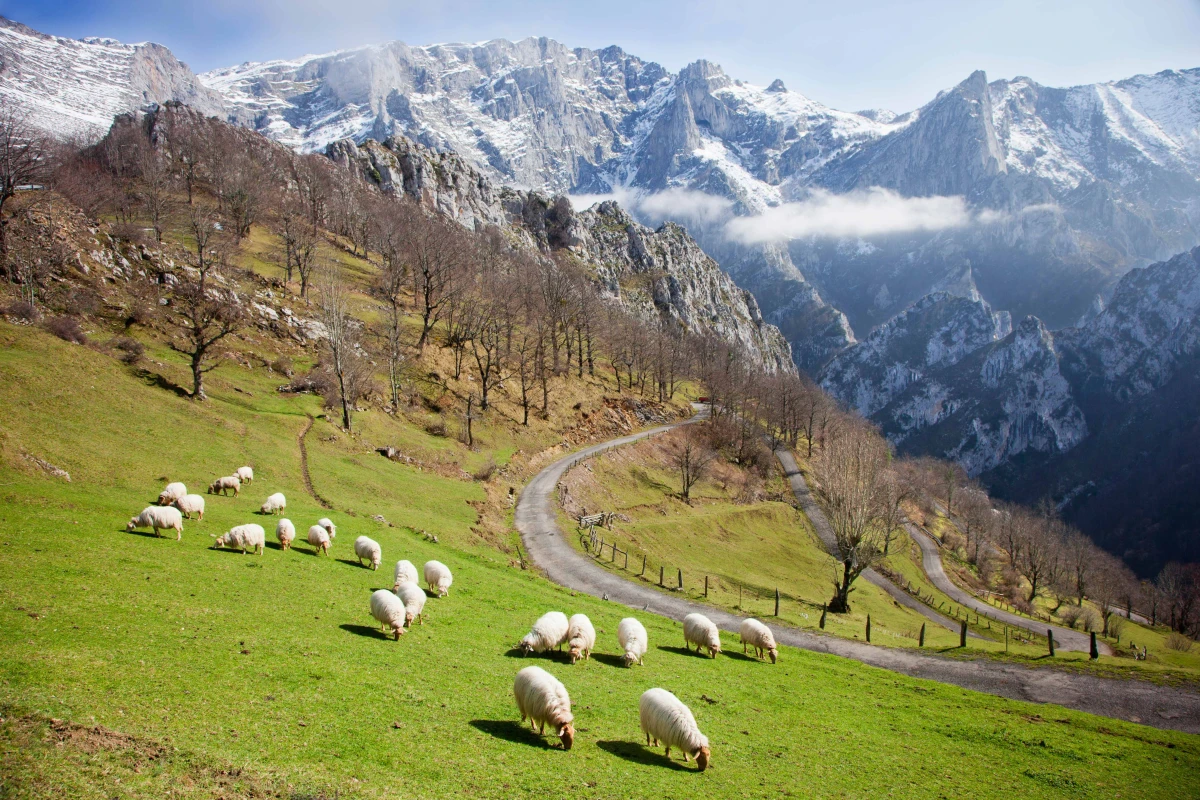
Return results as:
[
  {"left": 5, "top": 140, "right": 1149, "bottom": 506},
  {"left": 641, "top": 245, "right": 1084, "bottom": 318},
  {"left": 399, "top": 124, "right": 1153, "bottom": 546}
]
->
[
  {"left": 639, "top": 688, "right": 710, "bottom": 771},
  {"left": 259, "top": 493, "right": 286, "bottom": 515},
  {"left": 370, "top": 589, "right": 407, "bottom": 640},
  {"left": 739, "top": 618, "right": 778, "bottom": 663},
  {"left": 513, "top": 666, "right": 575, "bottom": 750},
  {"left": 235, "top": 466, "right": 254, "bottom": 484},
  {"left": 317, "top": 517, "right": 337, "bottom": 539},
  {"left": 213, "top": 523, "right": 266, "bottom": 555},
  {"left": 157, "top": 482, "right": 187, "bottom": 506},
  {"left": 172, "top": 494, "right": 206, "bottom": 521},
  {"left": 683, "top": 613, "right": 722, "bottom": 658},
  {"left": 208, "top": 476, "right": 241, "bottom": 496},
  {"left": 567, "top": 614, "right": 596, "bottom": 664},
  {"left": 127, "top": 506, "right": 184, "bottom": 540},
  {"left": 396, "top": 581, "right": 427, "bottom": 627},
  {"left": 423, "top": 560, "right": 452, "bottom": 597},
  {"left": 392, "top": 559, "right": 418, "bottom": 591},
  {"left": 276, "top": 518, "right": 296, "bottom": 550},
  {"left": 518, "top": 611, "right": 570, "bottom": 656},
  {"left": 354, "top": 536, "right": 382, "bottom": 570},
  {"left": 307, "top": 525, "right": 331, "bottom": 555},
  {"left": 618, "top": 617, "right": 648, "bottom": 667}
]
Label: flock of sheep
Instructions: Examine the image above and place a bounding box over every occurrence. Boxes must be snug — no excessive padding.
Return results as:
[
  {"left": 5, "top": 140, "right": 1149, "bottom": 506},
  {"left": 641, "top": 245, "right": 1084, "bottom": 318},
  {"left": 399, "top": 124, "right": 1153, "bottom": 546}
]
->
[{"left": 123, "top": 467, "right": 783, "bottom": 772}]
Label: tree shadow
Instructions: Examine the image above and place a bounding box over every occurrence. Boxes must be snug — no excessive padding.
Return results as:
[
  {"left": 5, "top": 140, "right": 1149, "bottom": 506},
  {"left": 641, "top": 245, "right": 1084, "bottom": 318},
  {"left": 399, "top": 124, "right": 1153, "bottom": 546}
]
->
[
  {"left": 469, "top": 720, "right": 553, "bottom": 750},
  {"left": 135, "top": 368, "right": 191, "bottom": 398},
  {"left": 339, "top": 623, "right": 392, "bottom": 640},
  {"left": 591, "top": 653, "right": 630, "bottom": 668},
  {"left": 596, "top": 740, "right": 688, "bottom": 771}
]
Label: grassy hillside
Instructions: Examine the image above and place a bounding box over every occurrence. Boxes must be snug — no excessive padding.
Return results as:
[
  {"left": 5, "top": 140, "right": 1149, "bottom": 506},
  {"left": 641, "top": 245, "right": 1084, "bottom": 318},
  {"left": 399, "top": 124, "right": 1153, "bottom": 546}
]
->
[{"left": 3, "top": 323, "right": 1199, "bottom": 799}]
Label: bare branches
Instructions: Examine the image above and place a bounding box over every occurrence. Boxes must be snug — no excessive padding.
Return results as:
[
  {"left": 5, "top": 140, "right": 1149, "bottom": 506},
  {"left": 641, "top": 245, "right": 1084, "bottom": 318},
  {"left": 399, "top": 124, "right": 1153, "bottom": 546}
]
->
[{"left": 0, "top": 103, "right": 49, "bottom": 256}]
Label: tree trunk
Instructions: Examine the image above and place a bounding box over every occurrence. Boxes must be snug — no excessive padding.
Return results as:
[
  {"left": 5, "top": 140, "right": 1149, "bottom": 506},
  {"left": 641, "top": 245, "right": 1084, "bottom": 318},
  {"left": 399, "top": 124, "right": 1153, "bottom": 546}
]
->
[{"left": 191, "top": 355, "right": 206, "bottom": 401}]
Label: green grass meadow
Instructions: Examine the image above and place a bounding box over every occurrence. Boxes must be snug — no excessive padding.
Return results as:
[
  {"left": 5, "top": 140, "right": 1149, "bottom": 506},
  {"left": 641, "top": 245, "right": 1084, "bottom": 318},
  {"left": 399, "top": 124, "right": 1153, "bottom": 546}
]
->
[{"left": 1, "top": 323, "right": 1199, "bottom": 798}]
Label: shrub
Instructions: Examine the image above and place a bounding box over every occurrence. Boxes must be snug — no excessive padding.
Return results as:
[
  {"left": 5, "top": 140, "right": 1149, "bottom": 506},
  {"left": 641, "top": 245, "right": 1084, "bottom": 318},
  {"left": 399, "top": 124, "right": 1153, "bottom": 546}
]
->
[
  {"left": 111, "top": 336, "right": 145, "bottom": 365},
  {"left": 64, "top": 288, "right": 101, "bottom": 317},
  {"left": 425, "top": 418, "right": 447, "bottom": 437},
  {"left": 270, "top": 355, "right": 294, "bottom": 377},
  {"left": 126, "top": 302, "right": 156, "bottom": 327},
  {"left": 4, "top": 301, "right": 38, "bottom": 321},
  {"left": 1108, "top": 615, "right": 1126, "bottom": 639},
  {"left": 44, "top": 316, "right": 87, "bottom": 344},
  {"left": 1060, "top": 605, "right": 1084, "bottom": 629},
  {"left": 472, "top": 457, "right": 497, "bottom": 482},
  {"left": 1165, "top": 632, "right": 1194, "bottom": 653}
]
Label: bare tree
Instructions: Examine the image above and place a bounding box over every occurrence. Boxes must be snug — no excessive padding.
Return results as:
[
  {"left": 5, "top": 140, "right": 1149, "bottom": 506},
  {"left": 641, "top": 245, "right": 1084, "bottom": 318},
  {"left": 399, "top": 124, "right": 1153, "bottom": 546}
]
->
[
  {"left": 876, "top": 467, "right": 911, "bottom": 557},
  {"left": 1014, "top": 510, "right": 1059, "bottom": 604},
  {"left": 0, "top": 104, "right": 48, "bottom": 257},
  {"left": 813, "top": 420, "right": 890, "bottom": 613},
  {"left": 316, "top": 260, "right": 365, "bottom": 432},
  {"left": 957, "top": 486, "right": 994, "bottom": 565},
  {"left": 670, "top": 424, "right": 717, "bottom": 501},
  {"left": 137, "top": 145, "right": 173, "bottom": 243},
  {"left": 166, "top": 207, "right": 244, "bottom": 400},
  {"left": 405, "top": 210, "right": 465, "bottom": 350}
]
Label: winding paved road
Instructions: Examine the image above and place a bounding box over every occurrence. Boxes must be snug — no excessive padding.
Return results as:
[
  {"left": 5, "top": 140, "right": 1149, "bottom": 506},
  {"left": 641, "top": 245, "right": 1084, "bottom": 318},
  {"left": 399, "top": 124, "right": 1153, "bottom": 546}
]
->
[
  {"left": 514, "top": 416, "right": 1200, "bottom": 733},
  {"left": 906, "top": 523, "right": 1109, "bottom": 655}
]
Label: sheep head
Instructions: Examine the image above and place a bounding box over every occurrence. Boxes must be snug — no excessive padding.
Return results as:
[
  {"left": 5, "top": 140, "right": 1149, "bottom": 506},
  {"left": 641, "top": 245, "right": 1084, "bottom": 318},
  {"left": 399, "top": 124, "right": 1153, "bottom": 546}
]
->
[
  {"left": 568, "top": 645, "right": 583, "bottom": 664},
  {"left": 126, "top": 518, "right": 137, "bottom": 531},
  {"left": 557, "top": 723, "right": 575, "bottom": 750},
  {"left": 695, "top": 746, "right": 711, "bottom": 772},
  {"left": 622, "top": 651, "right": 636, "bottom": 668},
  {"left": 517, "top": 639, "right": 534, "bottom": 656},
  {"left": 708, "top": 644, "right": 721, "bottom": 658},
  {"left": 157, "top": 494, "right": 170, "bottom": 505},
  {"left": 768, "top": 647, "right": 778, "bottom": 664},
  {"left": 405, "top": 611, "right": 415, "bottom": 628}
]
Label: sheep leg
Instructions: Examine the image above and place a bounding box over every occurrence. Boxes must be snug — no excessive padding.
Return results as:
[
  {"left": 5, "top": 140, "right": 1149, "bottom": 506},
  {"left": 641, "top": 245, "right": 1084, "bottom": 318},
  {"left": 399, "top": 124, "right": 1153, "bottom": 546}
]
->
[
  {"left": 645, "top": 732, "right": 650, "bottom": 746},
  {"left": 664, "top": 746, "right": 671, "bottom": 758},
  {"left": 684, "top": 751, "right": 690, "bottom": 762}
]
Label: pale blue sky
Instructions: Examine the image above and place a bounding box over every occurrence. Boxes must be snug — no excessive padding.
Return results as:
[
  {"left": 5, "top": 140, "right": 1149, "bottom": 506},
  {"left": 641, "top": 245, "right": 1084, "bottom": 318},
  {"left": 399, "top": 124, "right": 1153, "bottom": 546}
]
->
[{"left": 4, "top": 0, "right": 1199, "bottom": 112}]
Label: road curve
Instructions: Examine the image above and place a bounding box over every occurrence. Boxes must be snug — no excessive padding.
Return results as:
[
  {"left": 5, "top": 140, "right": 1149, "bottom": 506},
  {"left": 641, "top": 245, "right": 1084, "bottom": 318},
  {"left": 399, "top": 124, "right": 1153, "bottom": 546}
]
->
[
  {"left": 907, "top": 523, "right": 1109, "bottom": 655},
  {"left": 514, "top": 418, "right": 1200, "bottom": 733}
]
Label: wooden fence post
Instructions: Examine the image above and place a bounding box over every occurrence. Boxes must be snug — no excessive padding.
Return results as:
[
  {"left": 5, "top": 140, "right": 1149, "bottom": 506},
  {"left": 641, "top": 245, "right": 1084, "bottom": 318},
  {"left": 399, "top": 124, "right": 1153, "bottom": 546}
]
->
[
  {"left": 623, "top": 551, "right": 628, "bottom": 570},
  {"left": 918, "top": 623, "right": 925, "bottom": 647},
  {"left": 774, "top": 588, "right": 780, "bottom": 617},
  {"left": 640, "top": 555, "right": 646, "bottom": 576},
  {"left": 819, "top": 604, "right": 826, "bottom": 630},
  {"left": 659, "top": 566, "right": 664, "bottom": 587},
  {"left": 677, "top": 568, "right": 682, "bottom": 589},
  {"left": 704, "top": 576, "right": 708, "bottom": 597},
  {"left": 866, "top": 615, "right": 871, "bottom": 643},
  {"left": 1090, "top": 631, "right": 1099, "bottom": 660},
  {"left": 1047, "top": 629, "right": 1055, "bottom": 657},
  {"left": 611, "top": 544, "right": 616, "bottom": 563},
  {"left": 1005, "top": 626, "right": 1008, "bottom": 653},
  {"left": 959, "top": 619, "right": 967, "bottom": 648}
]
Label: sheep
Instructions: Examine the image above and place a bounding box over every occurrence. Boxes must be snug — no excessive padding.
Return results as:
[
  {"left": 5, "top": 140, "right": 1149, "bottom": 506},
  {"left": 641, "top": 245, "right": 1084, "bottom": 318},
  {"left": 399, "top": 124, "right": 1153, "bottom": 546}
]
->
[
  {"left": 518, "top": 611, "right": 570, "bottom": 656},
  {"left": 213, "top": 523, "right": 266, "bottom": 555},
  {"left": 618, "top": 617, "right": 648, "bottom": 667},
  {"left": 567, "top": 614, "right": 596, "bottom": 664},
  {"left": 396, "top": 581, "right": 427, "bottom": 627},
  {"left": 369, "top": 589, "right": 407, "bottom": 640},
  {"left": 307, "top": 525, "right": 331, "bottom": 555},
  {"left": 639, "top": 688, "right": 710, "bottom": 771},
  {"left": 276, "top": 518, "right": 296, "bottom": 550},
  {"left": 513, "top": 666, "right": 574, "bottom": 750},
  {"left": 208, "top": 476, "right": 241, "bottom": 497},
  {"left": 392, "top": 559, "right": 418, "bottom": 591},
  {"left": 739, "top": 618, "right": 778, "bottom": 663},
  {"left": 423, "top": 560, "right": 453, "bottom": 597},
  {"left": 127, "top": 506, "right": 184, "bottom": 540},
  {"left": 157, "top": 482, "right": 187, "bottom": 506},
  {"left": 683, "top": 613, "right": 721, "bottom": 658},
  {"left": 172, "top": 494, "right": 206, "bottom": 521},
  {"left": 354, "top": 536, "right": 382, "bottom": 570},
  {"left": 259, "top": 493, "right": 286, "bottom": 515},
  {"left": 317, "top": 517, "right": 337, "bottom": 539},
  {"left": 235, "top": 466, "right": 254, "bottom": 484}
]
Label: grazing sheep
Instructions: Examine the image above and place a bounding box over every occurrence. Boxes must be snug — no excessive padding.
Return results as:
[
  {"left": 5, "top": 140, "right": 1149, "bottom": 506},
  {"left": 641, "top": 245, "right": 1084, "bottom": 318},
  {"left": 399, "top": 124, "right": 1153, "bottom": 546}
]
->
[
  {"left": 618, "top": 617, "right": 648, "bottom": 667},
  {"left": 639, "top": 688, "right": 710, "bottom": 771},
  {"left": 172, "top": 494, "right": 206, "bottom": 521},
  {"left": 513, "top": 666, "right": 575, "bottom": 750},
  {"left": 275, "top": 518, "right": 296, "bottom": 550},
  {"left": 369, "top": 589, "right": 407, "bottom": 640},
  {"left": 683, "top": 613, "right": 721, "bottom": 658},
  {"left": 354, "top": 536, "right": 382, "bottom": 570},
  {"left": 259, "top": 493, "right": 286, "bottom": 515},
  {"left": 157, "top": 482, "right": 187, "bottom": 506},
  {"left": 518, "top": 611, "right": 570, "bottom": 656},
  {"left": 213, "top": 523, "right": 266, "bottom": 555},
  {"left": 396, "top": 581, "right": 427, "bottom": 627},
  {"left": 317, "top": 517, "right": 337, "bottom": 539},
  {"left": 235, "top": 466, "right": 254, "bottom": 484},
  {"left": 392, "top": 559, "right": 418, "bottom": 591},
  {"left": 208, "top": 476, "right": 241, "bottom": 496},
  {"left": 423, "top": 560, "right": 453, "bottom": 597},
  {"left": 127, "top": 506, "right": 184, "bottom": 540},
  {"left": 567, "top": 614, "right": 596, "bottom": 664},
  {"left": 307, "top": 525, "right": 331, "bottom": 555},
  {"left": 739, "top": 618, "right": 778, "bottom": 663}
]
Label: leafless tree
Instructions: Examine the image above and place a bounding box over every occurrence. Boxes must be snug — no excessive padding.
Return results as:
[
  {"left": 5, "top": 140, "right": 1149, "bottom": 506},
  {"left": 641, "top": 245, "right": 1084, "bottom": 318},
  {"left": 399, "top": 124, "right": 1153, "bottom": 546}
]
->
[
  {"left": 813, "top": 419, "right": 890, "bottom": 613},
  {"left": 138, "top": 145, "right": 173, "bottom": 242},
  {"left": 877, "top": 467, "right": 911, "bottom": 557},
  {"left": 957, "top": 485, "right": 994, "bottom": 565},
  {"left": 166, "top": 206, "right": 244, "bottom": 400},
  {"left": 670, "top": 424, "right": 717, "bottom": 502},
  {"left": 316, "top": 259, "right": 368, "bottom": 432},
  {"left": 1157, "top": 562, "right": 1200, "bottom": 634},
  {"left": 0, "top": 104, "right": 49, "bottom": 257},
  {"left": 405, "top": 210, "right": 466, "bottom": 350}
]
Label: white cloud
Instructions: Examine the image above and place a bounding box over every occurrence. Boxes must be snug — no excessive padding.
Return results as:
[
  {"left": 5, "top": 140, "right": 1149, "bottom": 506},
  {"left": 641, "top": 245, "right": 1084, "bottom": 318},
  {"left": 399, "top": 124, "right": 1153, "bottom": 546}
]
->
[
  {"left": 725, "top": 187, "right": 972, "bottom": 244},
  {"left": 637, "top": 187, "right": 734, "bottom": 225}
]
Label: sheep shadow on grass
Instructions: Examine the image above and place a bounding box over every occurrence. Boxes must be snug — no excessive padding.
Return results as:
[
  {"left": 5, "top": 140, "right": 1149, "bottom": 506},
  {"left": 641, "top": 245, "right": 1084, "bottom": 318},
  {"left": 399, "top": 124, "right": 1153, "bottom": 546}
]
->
[
  {"left": 468, "top": 720, "right": 554, "bottom": 750},
  {"left": 336, "top": 558, "right": 372, "bottom": 570},
  {"left": 339, "top": 623, "right": 393, "bottom": 641},
  {"left": 591, "top": 653, "right": 630, "bottom": 668},
  {"left": 121, "top": 528, "right": 165, "bottom": 539},
  {"left": 658, "top": 645, "right": 712, "bottom": 659},
  {"left": 596, "top": 740, "right": 689, "bottom": 771},
  {"left": 724, "top": 649, "right": 762, "bottom": 663},
  {"left": 502, "top": 647, "right": 572, "bottom": 663}
]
